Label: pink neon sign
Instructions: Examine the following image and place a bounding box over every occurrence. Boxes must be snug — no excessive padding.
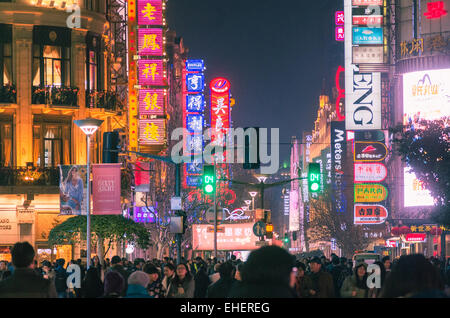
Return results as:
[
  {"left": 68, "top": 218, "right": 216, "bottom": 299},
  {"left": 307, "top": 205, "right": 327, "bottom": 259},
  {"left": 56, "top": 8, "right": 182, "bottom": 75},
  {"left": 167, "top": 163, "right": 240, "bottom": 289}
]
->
[
  {"left": 335, "top": 11, "right": 344, "bottom": 25},
  {"left": 138, "top": 59, "right": 165, "bottom": 86},
  {"left": 424, "top": 1, "right": 448, "bottom": 19},
  {"left": 138, "top": 28, "right": 163, "bottom": 56},
  {"left": 139, "top": 89, "right": 165, "bottom": 115},
  {"left": 335, "top": 26, "right": 345, "bottom": 41},
  {"left": 139, "top": 119, "right": 165, "bottom": 145},
  {"left": 137, "top": 0, "right": 163, "bottom": 26}
]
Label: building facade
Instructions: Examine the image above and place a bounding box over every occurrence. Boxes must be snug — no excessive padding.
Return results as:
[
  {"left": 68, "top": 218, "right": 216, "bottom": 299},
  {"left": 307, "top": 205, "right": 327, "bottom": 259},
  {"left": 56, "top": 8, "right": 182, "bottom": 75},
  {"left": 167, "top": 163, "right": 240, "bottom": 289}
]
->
[{"left": 0, "top": 0, "right": 126, "bottom": 262}]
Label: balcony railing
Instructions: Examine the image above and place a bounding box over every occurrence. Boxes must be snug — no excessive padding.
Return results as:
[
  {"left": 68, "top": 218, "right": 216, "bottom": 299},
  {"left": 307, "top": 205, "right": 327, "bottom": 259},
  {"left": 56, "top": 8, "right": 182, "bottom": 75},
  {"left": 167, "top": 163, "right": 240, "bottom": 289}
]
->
[
  {"left": 0, "top": 166, "right": 60, "bottom": 187},
  {"left": 86, "top": 90, "right": 121, "bottom": 111},
  {"left": 32, "top": 86, "right": 79, "bottom": 107},
  {"left": 0, "top": 84, "right": 17, "bottom": 104}
]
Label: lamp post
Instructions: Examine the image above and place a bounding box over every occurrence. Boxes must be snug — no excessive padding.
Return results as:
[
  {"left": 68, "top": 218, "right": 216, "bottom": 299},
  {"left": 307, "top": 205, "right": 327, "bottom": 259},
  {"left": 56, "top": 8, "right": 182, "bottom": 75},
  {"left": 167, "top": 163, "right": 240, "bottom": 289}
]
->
[
  {"left": 74, "top": 118, "right": 103, "bottom": 269},
  {"left": 249, "top": 191, "right": 258, "bottom": 210}
]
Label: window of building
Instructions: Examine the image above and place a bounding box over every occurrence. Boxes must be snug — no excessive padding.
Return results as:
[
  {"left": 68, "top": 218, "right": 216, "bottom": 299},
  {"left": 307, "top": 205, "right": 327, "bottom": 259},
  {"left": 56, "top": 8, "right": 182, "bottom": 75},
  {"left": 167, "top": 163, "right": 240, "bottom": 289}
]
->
[
  {"left": 85, "top": 33, "right": 102, "bottom": 92},
  {"left": 0, "top": 24, "right": 12, "bottom": 87},
  {"left": 33, "top": 26, "right": 71, "bottom": 88},
  {"left": 33, "top": 117, "right": 71, "bottom": 167},
  {"left": 0, "top": 119, "right": 12, "bottom": 167}
]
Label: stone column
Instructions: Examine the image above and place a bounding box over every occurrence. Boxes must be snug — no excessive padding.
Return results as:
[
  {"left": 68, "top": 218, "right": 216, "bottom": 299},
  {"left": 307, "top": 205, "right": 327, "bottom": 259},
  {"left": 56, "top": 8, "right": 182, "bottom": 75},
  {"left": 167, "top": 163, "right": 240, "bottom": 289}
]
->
[{"left": 14, "top": 25, "right": 34, "bottom": 167}]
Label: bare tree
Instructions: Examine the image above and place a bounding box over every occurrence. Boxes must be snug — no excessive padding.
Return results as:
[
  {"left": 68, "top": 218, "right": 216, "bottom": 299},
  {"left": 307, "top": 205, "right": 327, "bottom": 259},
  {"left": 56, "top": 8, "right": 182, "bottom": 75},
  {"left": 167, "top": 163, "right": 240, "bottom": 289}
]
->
[{"left": 308, "top": 190, "right": 374, "bottom": 257}]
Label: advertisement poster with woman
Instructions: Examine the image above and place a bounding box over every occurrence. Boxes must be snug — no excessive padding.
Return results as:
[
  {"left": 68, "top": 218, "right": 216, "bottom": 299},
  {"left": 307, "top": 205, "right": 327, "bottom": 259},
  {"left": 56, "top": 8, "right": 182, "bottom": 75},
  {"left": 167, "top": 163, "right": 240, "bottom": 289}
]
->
[{"left": 59, "top": 165, "right": 88, "bottom": 215}]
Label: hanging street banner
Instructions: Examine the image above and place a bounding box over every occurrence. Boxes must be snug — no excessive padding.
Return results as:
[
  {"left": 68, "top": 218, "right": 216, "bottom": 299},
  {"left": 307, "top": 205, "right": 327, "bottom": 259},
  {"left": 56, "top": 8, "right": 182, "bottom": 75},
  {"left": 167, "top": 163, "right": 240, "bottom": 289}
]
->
[
  {"left": 354, "top": 183, "right": 388, "bottom": 203},
  {"left": 354, "top": 163, "right": 387, "bottom": 182},
  {"left": 354, "top": 204, "right": 388, "bottom": 224},
  {"left": 92, "top": 164, "right": 122, "bottom": 215},
  {"left": 354, "top": 141, "right": 388, "bottom": 162},
  {"left": 59, "top": 165, "right": 88, "bottom": 215}
]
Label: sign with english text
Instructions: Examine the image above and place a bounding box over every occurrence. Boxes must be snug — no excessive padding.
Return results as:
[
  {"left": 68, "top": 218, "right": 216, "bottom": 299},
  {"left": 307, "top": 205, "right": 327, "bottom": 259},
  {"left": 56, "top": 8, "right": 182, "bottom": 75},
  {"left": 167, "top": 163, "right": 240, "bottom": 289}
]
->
[
  {"left": 331, "top": 121, "right": 347, "bottom": 214},
  {"left": 354, "top": 141, "right": 388, "bottom": 162},
  {"left": 92, "top": 164, "right": 122, "bottom": 215}
]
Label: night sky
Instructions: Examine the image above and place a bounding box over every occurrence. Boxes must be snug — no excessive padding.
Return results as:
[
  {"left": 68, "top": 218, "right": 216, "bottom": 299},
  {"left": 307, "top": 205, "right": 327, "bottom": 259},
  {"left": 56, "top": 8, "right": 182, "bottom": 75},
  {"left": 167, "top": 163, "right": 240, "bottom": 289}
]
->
[{"left": 167, "top": 0, "right": 344, "bottom": 162}]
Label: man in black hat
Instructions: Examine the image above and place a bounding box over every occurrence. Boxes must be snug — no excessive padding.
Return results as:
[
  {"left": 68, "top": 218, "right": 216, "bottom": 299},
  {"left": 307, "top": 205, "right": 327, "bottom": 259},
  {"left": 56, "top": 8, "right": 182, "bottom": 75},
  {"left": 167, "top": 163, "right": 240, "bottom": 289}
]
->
[{"left": 307, "top": 256, "right": 335, "bottom": 298}]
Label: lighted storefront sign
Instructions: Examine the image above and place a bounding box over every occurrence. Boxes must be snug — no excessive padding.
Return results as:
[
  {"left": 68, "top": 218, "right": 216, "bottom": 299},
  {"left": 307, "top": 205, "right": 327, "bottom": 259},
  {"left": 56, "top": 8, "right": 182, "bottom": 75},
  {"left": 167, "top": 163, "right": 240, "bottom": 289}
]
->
[
  {"left": 139, "top": 89, "right": 165, "bottom": 116},
  {"left": 354, "top": 183, "right": 388, "bottom": 203},
  {"left": 92, "top": 164, "right": 122, "bottom": 215},
  {"left": 223, "top": 208, "right": 252, "bottom": 221},
  {"left": 192, "top": 223, "right": 259, "bottom": 251},
  {"left": 404, "top": 233, "right": 427, "bottom": 243},
  {"left": 352, "top": 27, "right": 383, "bottom": 45},
  {"left": 336, "top": 27, "right": 345, "bottom": 41},
  {"left": 134, "top": 206, "right": 157, "bottom": 223},
  {"left": 331, "top": 121, "right": 347, "bottom": 213},
  {"left": 354, "top": 163, "right": 387, "bottom": 182},
  {"left": 354, "top": 141, "right": 387, "bottom": 162},
  {"left": 186, "top": 74, "right": 205, "bottom": 93},
  {"left": 345, "top": 0, "right": 382, "bottom": 131},
  {"left": 186, "top": 134, "right": 203, "bottom": 154},
  {"left": 186, "top": 94, "right": 205, "bottom": 112},
  {"left": 138, "top": 59, "right": 165, "bottom": 86},
  {"left": 403, "top": 69, "right": 450, "bottom": 125},
  {"left": 137, "top": 0, "right": 164, "bottom": 26},
  {"left": 134, "top": 161, "right": 150, "bottom": 192},
  {"left": 139, "top": 119, "right": 165, "bottom": 145},
  {"left": 31, "top": 0, "right": 78, "bottom": 10},
  {"left": 138, "top": 28, "right": 163, "bottom": 56},
  {"left": 352, "top": 0, "right": 383, "bottom": 5},
  {"left": 335, "top": 11, "right": 345, "bottom": 25},
  {"left": 385, "top": 240, "right": 398, "bottom": 248},
  {"left": 424, "top": 1, "right": 447, "bottom": 19},
  {"left": 354, "top": 204, "right": 388, "bottom": 225},
  {"left": 403, "top": 168, "right": 434, "bottom": 207},
  {"left": 352, "top": 46, "right": 384, "bottom": 64},
  {"left": 335, "top": 66, "right": 345, "bottom": 121},
  {"left": 186, "top": 60, "right": 205, "bottom": 72},
  {"left": 186, "top": 114, "right": 204, "bottom": 134},
  {"left": 210, "top": 78, "right": 231, "bottom": 145},
  {"left": 352, "top": 15, "right": 383, "bottom": 26}
]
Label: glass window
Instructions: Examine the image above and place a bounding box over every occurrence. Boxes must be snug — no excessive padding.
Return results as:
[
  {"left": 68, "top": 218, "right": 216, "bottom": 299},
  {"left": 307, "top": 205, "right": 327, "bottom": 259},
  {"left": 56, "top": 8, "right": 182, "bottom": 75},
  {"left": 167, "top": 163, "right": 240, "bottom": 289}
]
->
[
  {"left": 0, "top": 122, "right": 12, "bottom": 167},
  {"left": 1, "top": 43, "right": 12, "bottom": 86},
  {"left": 33, "top": 44, "right": 70, "bottom": 87},
  {"left": 33, "top": 120, "right": 71, "bottom": 167}
]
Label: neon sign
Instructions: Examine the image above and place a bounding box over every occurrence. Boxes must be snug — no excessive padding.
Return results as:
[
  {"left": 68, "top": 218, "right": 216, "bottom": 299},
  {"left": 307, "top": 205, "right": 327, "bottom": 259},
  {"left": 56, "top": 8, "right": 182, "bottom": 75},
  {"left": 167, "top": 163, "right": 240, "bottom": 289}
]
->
[
  {"left": 137, "top": 0, "right": 164, "bottom": 26},
  {"left": 223, "top": 208, "right": 251, "bottom": 221},
  {"left": 424, "top": 1, "right": 447, "bottom": 19},
  {"left": 335, "top": 66, "right": 345, "bottom": 121}
]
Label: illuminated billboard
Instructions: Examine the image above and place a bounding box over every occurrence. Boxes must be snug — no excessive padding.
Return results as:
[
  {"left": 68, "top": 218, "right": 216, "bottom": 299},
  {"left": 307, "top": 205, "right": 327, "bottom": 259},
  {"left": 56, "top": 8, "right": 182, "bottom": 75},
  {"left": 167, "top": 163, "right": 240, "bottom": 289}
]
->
[
  {"left": 403, "top": 69, "right": 450, "bottom": 125},
  {"left": 138, "top": 28, "right": 163, "bottom": 56},
  {"left": 137, "top": 0, "right": 164, "bottom": 26},
  {"left": 192, "top": 223, "right": 259, "bottom": 251},
  {"left": 404, "top": 168, "right": 434, "bottom": 207},
  {"left": 138, "top": 59, "right": 165, "bottom": 86},
  {"left": 352, "top": 27, "right": 383, "bottom": 45},
  {"left": 139, "top": 119, "right": 165, "bottom": 145},
  {"left": 139, "top": 89, "right": 165, "bottom": 116}
]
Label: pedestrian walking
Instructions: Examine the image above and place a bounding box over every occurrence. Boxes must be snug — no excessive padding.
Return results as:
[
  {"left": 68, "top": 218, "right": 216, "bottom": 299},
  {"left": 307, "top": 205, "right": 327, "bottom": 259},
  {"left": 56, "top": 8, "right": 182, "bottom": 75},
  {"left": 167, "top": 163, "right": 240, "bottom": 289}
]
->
[
  {"left": 0, "top": 242, "right": 57, "bottom": 298},
  {"left": 307, "top": 257, "right": 335, "bottom": 298},
  {"left": 381, "top": 254, "right": 447, "bottom": 298},
  {"left": 109, "top": 255, "right": 129, "bottom": 296},
  {"left": 294, "top": 262, "right": 313, "bottom": 298},
  {"left": 167, "top": 263, "right": 195, "bottom": 298},
  {"left": 228, "top": 246, "right": 297, "bottom": 298},
  {"left": 194, "top": 259, "right": 210, "bottom": 298},
  {"left": 161, "top": 262, "right": 176, "bottom": 298},
  {"left": 340, "top": 261, "right": 370, "bottom": 298},
  {"left": 54, "top": 258, "right": 68, "bottom": 298},
  {"left": 144, "top": 263, "right": 163, "bottom": 298},
  {"left": 206, "top": 261, "right": 236, "bottom": 298},
  {"left": 102, "top": 270, "right": 125, "bottom": 298},
  {"left": 81, "top": 267, "right": 104, "bottom": 298},
  {"left": 125, "top": 271, "right": 152, "bottom": 298}
]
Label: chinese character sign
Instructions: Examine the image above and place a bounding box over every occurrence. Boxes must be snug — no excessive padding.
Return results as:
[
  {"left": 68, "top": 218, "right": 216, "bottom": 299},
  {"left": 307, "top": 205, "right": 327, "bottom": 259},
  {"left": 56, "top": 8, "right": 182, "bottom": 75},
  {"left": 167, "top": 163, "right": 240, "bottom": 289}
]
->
[
  {"left": 186, "top": 73, "right": 205, "bottom": 93},
  {"left": 139, "top": 89, "right": 164, "bottom": 115},
  {"left": 137, "top": 0, "right": 163, "bottom": 26},
  {"left": 138, "top": 59, "right": 165, "bottom": 86},
  {"left": 335, "top": 11, "right": 344, "bottom": 25},
  {"left": 186, "top": 94, "right": 205, "bottom": 112},
  {"left": 186, "top": 114, "right": 204, "bottom": 134},
  {"left": 139, "top": 119, "right": 165, "bottom": 145},
  {"left": 210, "top": 78, "right": 231, "bottom": 138},
  {"left": 138, "top": 28, "right": 163, "bottom": 56},
  {"left": 336, "top": 26, "right": 345, "bottom": 41},
  {"left": 424, "top": 1, "right": 448, "bottom": 19}
]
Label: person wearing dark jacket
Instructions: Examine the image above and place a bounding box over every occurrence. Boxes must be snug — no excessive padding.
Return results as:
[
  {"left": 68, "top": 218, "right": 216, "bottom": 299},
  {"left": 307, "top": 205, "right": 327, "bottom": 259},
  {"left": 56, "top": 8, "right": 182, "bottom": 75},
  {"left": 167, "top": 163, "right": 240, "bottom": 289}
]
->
[
  {"left": 81, "top": 267, "right": 104, "bottom": 298},
  {"left": 228, "top": 246, "right": 297, "bottom": 298},
  {"left": 307, "top": 257, "right": 335, "bottom": 298},
  {"left": 294, "top": 262, "right": 314, "bottom": 298},
  {"left": 54, "top": 258, "right": 68, "bottom": 298},
  {"left": 194, "top": 260, "right": 210, "bottom": 298},
  {"left": 0, "top": 242, "right": 57, "bottom": 298},
  {"left": 167, "top": 263, "right": 195, "bottom": 298},
  {"left": 207, "top": 261, "right": 236, "bottom": 298},
  {"left": 109, "top": 255, "right": 130, "bottom": 296}
]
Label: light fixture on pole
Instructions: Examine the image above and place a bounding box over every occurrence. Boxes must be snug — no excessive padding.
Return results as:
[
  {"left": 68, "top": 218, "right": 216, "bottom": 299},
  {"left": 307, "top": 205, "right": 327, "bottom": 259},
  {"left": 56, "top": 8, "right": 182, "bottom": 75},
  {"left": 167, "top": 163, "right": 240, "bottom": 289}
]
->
[
  {"left": 74, "top": 118, "right": 103, "bottom": 269},
  {"left": 255, "top": 176, "right": 268, "bottom": 183},
  {"left": 242, "top": 206, "right": 249, "bottom": 211},
  {"left": 244, "top": 200, "right": 252, "bottom": 207},
  {"left": 249, "top": 191, "right": 258, "bottom": 210}
]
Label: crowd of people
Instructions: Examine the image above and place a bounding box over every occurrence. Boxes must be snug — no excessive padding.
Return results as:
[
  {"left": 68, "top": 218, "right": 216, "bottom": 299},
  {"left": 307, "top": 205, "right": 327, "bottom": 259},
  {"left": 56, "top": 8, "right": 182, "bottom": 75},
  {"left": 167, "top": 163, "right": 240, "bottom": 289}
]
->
[{"left": 0, "top": 242, "right": 449, "bottom": 298}]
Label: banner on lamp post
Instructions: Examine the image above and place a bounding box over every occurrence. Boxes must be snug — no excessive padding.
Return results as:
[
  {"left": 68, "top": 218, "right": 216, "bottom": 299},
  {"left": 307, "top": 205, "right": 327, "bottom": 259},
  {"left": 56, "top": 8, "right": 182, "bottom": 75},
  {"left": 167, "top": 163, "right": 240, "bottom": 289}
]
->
[{"left": 92, "top": 164, "right": 122, "bottom": 215}]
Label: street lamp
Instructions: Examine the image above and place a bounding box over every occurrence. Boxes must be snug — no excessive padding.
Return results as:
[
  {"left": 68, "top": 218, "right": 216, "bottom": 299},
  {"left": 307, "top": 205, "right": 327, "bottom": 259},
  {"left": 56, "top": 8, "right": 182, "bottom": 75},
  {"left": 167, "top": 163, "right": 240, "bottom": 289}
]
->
[
  {"left": 244, "top": 200, "right": 252, "bottom": 207},
  {"left": 255, "top": 176, "right": 268, "bottom": 183},
  {"left": 74, "top": 118, "right": 103, "bottom": 269},
  {"left": 249, "top": 191, "right": 258, "bottom": 210}
]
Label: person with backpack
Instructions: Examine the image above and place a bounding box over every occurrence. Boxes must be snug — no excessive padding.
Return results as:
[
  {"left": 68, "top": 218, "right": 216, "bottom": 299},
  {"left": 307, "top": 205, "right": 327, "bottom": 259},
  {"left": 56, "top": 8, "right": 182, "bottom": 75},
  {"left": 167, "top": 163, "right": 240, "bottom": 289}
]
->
[{"left": 54, "top": 258, "right": 69, "bottom": 298}]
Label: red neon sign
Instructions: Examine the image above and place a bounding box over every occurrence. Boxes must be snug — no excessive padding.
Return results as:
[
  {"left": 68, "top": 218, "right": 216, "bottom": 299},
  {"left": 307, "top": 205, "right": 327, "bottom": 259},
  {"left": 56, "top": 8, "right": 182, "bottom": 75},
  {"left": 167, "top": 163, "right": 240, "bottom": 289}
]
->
[
  {"left": 335, "top": 66, "right": 345, "bottom": 121},
  {"left": 424, "top": 1, "right": 447, "bottom": 19},
  {"left": 335, "top": 11, "right": 344, "bottom": 25}
]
